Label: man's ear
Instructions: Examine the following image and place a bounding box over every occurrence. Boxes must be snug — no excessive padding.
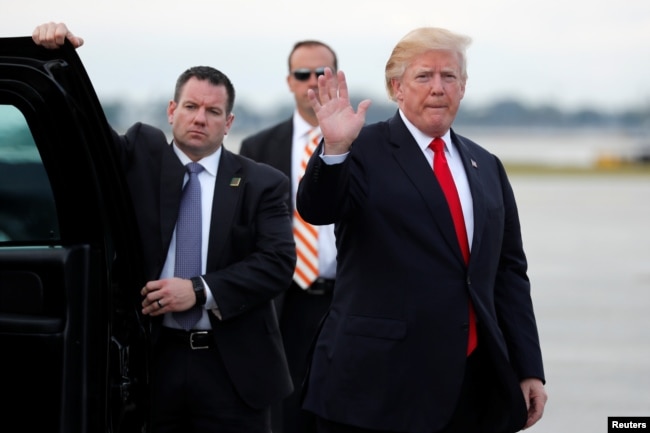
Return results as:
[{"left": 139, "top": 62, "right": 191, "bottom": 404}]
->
[
  {"left": 390, "top": 77, "right": 402, "bottom": 101},
  {"left": 167, "top": 100, "right": 177, "bottom": 124}
]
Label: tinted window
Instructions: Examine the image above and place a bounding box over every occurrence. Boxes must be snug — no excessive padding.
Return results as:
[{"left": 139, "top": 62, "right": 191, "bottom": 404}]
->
[{"left": 0, "top": 105, "right": 59, "bottom": 242}]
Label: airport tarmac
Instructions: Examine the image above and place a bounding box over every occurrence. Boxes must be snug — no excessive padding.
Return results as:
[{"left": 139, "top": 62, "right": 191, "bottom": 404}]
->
[{"left": 511, "top": 173, "right": 650, "bottom": 432}]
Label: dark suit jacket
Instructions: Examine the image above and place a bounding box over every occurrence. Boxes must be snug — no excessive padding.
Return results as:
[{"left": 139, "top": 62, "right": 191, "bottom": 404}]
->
[
  {"left": 111, "top": 122, "right": 295, "bottom": 409},
  {"left": 239, "top": 118, "right": 293, "bottom": 212},
  {"left": 296, "top": 113, "right": 545, "bottom": 432}
]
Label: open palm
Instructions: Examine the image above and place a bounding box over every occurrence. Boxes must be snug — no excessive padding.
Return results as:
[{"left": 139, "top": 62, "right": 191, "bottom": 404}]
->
[{"left": 308, "top": 68, "right": 372, "bottom": 154}]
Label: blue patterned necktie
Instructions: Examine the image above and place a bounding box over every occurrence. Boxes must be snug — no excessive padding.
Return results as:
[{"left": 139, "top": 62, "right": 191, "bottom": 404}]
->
[{"left": 173, "top": 162, "right": 204, "bottom": 330}]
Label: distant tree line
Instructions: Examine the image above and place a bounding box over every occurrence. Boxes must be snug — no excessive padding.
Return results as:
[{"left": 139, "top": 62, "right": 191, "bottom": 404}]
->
[{"left": 102, "top": 95, "right": 650, "bottom": 136}]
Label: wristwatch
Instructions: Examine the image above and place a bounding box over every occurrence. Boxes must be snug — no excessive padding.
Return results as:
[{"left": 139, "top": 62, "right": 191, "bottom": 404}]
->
[{"left": 190, "top": 277, "right": 207, "bottom": 306}]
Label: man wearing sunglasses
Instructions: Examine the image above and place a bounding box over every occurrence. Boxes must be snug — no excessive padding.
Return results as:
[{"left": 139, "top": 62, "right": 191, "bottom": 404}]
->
[{"left": 240, "top": 40, "right": 338, "bottom": 433}]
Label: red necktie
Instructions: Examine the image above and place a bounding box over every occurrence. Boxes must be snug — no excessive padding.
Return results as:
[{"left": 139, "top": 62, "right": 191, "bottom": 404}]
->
[{"left": 429, "top": 137, "right": 477, "bottom": 356}]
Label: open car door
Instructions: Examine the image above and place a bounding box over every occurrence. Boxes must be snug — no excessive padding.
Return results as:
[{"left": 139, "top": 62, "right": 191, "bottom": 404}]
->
[{"left": 0, "top": 37, "right": 149, "bottom": 432}]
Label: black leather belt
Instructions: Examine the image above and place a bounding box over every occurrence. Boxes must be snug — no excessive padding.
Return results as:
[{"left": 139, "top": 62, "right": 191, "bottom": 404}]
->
[
  {"left": 306, "top": 278, "right": 335, "bottom": 295},
  {"left": 161, "top": 327, "right": 213, "bottom": 350}
]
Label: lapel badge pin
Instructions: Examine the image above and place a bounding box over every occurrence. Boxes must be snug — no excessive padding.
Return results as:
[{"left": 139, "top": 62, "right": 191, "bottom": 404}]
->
[
  {"left": 471, "top": 159, "right": 478, "bottom": 168},
  {"left": 230, "top": 177, "right": 241, "bottom": 187}
]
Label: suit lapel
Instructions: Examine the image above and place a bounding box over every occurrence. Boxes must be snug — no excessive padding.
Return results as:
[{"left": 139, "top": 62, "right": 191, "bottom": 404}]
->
[
  {"left": 206, "top": 146, "right": 242, "bottom": 267},
  {"left": 386, "top": 114, "right": 465, "bottom": 264},
  {"left": 267, "top": 121, "right": 294, "bottom": 212},
  {"left": 269, "top": 119, "right": 293, "bottom": 178},
  {"left": 451, "top": 131, "right": 486, "bottom": 265},
  {"left": 160, "top": 144, "right": 185, "bottom": 258}
]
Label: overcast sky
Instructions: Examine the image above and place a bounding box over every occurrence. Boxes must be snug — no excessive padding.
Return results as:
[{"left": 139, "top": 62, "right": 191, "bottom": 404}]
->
[{"left": 4, "top": 0, "right": 650, "bottom": 113}]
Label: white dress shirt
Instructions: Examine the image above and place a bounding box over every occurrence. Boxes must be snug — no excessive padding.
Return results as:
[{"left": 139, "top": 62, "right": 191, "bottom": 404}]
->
[
  {"left": 160, "top": 143, "right": 222, "bottom": 329},
  {"left": 399, "top": 110, "right": 474, "bottom": 249},
  {"left": 292, "top": 112, "right": 337, "bottom": 280}
]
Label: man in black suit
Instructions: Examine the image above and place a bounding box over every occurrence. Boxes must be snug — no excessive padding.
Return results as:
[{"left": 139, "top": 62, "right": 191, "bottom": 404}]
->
[
  {"left": 297, "top": 27, "right": 547, "bottom": 433},
  {"left": 240, "top": 40, "right": 338, "bottom": 433},
  {"left": 33, "top": 23, "right": 295, "bottom": 433}
]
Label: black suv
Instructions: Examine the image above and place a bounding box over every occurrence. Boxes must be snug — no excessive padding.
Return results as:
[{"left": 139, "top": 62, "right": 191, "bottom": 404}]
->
[{"left": 0, "top": 37, "right": 149, "bottom": 431}]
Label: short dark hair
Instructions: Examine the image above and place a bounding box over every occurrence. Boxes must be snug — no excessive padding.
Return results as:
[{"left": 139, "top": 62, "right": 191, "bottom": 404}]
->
[
  {"left": 288, "top": 40, "right": 338, "bottom": 72},
  {"left": 174, "top": 66, "right": 236, "bottom": 114}
]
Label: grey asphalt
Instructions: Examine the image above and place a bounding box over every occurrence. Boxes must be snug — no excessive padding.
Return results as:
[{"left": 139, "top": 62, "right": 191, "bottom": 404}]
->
[{"left": 511, "top": 174, "right": 650, "bottom": 432}]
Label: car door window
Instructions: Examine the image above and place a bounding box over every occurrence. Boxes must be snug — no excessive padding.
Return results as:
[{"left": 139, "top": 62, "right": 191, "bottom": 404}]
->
[{"left": 0, "top": 104, "right": 59, "bottom": 242}]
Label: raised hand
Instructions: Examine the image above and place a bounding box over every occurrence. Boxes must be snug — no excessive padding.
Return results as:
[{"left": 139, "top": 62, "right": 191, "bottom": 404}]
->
[
  {"left": 307, "top": 68, "right": 371, "bottom": 155},
  {"left": 32, "top": 22, "right": 84, "bottom": 49}
]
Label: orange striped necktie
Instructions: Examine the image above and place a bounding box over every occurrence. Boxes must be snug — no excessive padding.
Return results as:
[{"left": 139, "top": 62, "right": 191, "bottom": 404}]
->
[
  {"left": 429, "top": 137, "right": 477, "bottom": 356},
  {"left": 293, "top": 128, "right": 321, "bottom": 289}
]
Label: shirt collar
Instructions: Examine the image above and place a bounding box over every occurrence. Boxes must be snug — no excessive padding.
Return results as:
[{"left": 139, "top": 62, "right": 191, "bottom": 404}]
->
[
  {"left": 293, "top": 110, "right": 320, "bottom": 140},
  {"left": 172, "top": 142, "right": 222, "bottom": 177},
  {"left": 398, "top": 109, "right": 456, "bottom": 158}
]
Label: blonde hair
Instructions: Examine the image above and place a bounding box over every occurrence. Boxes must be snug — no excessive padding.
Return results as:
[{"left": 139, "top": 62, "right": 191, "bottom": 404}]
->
[{"left": 385, "top": 27, "right": 472, "bottom": 101}]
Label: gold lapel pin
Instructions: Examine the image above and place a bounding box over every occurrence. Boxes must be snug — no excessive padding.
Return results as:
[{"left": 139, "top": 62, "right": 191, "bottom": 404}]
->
[{"left": 230, "top": 177, "right": 241, "bottom": 187}]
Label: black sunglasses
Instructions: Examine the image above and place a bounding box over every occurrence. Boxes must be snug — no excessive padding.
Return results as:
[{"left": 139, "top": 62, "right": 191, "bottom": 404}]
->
[{"left": 292, "top": 67, "right": 326, "bottom": 81}]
